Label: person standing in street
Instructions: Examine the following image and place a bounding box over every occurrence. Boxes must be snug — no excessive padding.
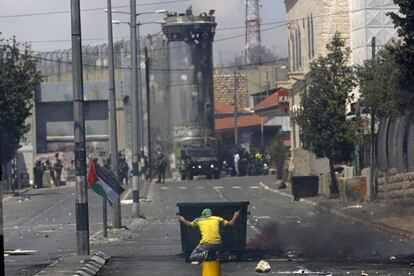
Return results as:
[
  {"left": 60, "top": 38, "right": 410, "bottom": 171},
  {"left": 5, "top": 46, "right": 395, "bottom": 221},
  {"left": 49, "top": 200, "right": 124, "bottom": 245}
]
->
[
  {"left": 119, "top": 155, "right": 129, "bottom": 185},
  {"left": 155, "top": 152, "right": 167, "bottom": 183},
  {"left": 33, "top": 160, "right": 44, "bottom": 188},
  {"left": 177, "top": 209, "right": 240, "bottom": 264},
  {"left": 233, "top": 152, "right": 240, "bottom": 176},
  {"left": 54, "top": 154, "right": 63, "bottom": 186},
  {"left": 45, "top": 160, "right": 56, "bottom": 187}
]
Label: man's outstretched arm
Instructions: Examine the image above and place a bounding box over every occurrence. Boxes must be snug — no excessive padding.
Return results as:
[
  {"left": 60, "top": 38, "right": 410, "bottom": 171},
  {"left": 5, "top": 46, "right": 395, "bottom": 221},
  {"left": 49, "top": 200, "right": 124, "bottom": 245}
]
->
[
  {"left": 226, "top": 211, "right": 240, "bottom": 226},
  {"left": 177, "top": 215, "right": 193, "bottom": 227}
]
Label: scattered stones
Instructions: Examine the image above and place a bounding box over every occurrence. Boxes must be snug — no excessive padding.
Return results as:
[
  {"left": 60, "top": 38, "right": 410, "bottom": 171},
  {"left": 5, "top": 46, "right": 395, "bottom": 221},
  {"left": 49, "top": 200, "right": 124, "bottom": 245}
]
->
[{"left": 255, "top": 260, "right": 271, "bottom": 273}]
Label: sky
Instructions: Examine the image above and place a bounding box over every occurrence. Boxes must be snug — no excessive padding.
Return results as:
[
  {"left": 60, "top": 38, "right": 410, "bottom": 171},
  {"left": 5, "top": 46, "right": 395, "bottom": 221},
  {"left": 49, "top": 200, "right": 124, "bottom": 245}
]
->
[{"left": 0, "top": 0, "right": 287, "bottom": 64}]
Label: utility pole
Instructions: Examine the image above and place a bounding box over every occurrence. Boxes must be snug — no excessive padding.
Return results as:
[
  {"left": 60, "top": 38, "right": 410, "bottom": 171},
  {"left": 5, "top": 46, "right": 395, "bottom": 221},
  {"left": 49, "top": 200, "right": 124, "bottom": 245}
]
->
[
  {"left": 233, "top": 71, "right": 239, "bottom": 145},
  {"left": 144, "top": 47, "right": 153, "bottom": 179},
  {"left": 130, "top": 0, "right": 140, "bottom": 217},
  {"left": 266, "top": 69, "right": 270, "bottom": 97},
  {"left": 107, "top": 0, "right": 121, "bottom": 229},
  {"left": 370, "top": 37, "right": 376, "bottom": 200},
  {"left": 71, "top": 0, "right": 90, "bottom": 255},
  {"left": 137, "top": 24, "right": 145, "bottom": 158},
  {"left": 0, "top": 147, "right": 5, "bottom": 275}
]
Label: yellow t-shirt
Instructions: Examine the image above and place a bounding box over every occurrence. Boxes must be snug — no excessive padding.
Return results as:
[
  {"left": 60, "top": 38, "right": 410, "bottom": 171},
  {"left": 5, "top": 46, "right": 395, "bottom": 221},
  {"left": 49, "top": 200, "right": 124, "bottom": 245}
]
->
[{"left": 191, "top": 216, "right": 229, "bottom": 244}]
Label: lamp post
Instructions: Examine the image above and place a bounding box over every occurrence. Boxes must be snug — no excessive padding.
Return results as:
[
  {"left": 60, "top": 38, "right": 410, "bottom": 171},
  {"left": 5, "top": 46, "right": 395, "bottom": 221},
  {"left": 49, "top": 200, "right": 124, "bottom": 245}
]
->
[
  {"left": 106, "top": 0, "right": 121, "bottom": 229},
  {"left": 111, "top": 5, "right": 166, "bottom": 218}
]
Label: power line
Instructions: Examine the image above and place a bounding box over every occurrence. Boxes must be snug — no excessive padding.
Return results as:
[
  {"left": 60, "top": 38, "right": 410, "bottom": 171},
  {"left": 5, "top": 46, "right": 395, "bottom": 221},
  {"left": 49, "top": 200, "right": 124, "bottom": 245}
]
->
[
  {"left": 34, "top": 54, "right": 286, "bottom": 72},
  {"left": 27, "top": 21, "right": 286, "bottom": 45},
  {"left": 0, "top": 0, "right": 190, "bottom": 19},
  {"left": 31, "top": 21, "right": 288, "bottom": 56},
  {"left": 25, "top": 1, "right": 395, "bottom": 49}
]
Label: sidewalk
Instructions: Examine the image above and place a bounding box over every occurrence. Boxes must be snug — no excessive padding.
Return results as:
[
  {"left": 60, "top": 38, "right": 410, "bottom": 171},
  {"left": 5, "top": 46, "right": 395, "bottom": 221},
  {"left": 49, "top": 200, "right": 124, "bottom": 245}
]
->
[
  {"left": 264, "top": 181, "right": 414, "bottom": 241},
  {"left": 33, "top": 179, "right": 153, "bottom": 276}
]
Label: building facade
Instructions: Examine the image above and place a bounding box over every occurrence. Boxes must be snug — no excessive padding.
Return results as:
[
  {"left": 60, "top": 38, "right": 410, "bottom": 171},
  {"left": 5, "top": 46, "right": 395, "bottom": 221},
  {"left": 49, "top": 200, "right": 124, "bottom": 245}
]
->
[{"left": 284, "top": 0, "right": 398, "bottom": 177}]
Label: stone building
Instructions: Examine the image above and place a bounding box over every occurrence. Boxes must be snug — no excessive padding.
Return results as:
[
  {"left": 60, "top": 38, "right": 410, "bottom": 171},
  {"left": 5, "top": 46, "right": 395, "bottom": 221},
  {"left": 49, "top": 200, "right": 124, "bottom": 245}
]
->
[
  {"left": 284, "top": 0, "right": 398, "bottom": 178},
  {"left": 214, "top": 74, "right": 249, "bottom": 108}
]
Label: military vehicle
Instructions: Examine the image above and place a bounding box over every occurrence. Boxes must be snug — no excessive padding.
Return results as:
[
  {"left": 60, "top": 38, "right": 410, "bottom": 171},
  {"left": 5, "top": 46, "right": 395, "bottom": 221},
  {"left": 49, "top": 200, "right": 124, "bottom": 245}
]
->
[{"left": 177, "top": 146, "right": 220, "bottom": 180}]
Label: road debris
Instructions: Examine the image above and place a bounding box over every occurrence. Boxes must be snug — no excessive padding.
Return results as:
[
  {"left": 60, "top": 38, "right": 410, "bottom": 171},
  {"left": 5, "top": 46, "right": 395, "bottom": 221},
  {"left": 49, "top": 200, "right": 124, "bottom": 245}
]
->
[
  {"left": 4, "top": 249, "right": 38, "bottom": 255},
  {"left": 342, "top": 205, "right": 363, "bottom": 209},
  {"left": 255, "top": 260, "right": 271, "bottom": 273}
]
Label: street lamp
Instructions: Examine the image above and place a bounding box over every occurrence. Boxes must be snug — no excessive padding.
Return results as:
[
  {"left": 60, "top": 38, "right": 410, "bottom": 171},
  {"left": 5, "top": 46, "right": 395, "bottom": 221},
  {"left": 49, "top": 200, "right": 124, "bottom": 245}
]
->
[
  {"left": 112, "top": 19, "right": 165, "bottom": 158},
  {"left": 105, "top": 8, "right": 168, "bottom": 16},
  {"left": 110, "top": 1, "right": 166, "bottom": 218}
]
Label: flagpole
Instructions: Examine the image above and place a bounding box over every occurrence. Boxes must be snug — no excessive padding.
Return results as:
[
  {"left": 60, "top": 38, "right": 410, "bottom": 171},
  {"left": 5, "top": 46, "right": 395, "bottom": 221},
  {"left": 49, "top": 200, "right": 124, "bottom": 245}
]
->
[{"left": 102, "top": 198, "right": 108, "bottom": 237}]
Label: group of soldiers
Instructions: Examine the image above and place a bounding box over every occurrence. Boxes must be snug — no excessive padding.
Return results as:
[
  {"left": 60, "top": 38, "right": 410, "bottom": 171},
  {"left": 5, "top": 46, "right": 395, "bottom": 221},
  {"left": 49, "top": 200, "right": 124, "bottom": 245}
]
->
[
  {"left": 33, "top": 153, "right": 64, "bottom": 188},
  {"left": 103, "top": 150, "right": 168, "bottom": 185}
]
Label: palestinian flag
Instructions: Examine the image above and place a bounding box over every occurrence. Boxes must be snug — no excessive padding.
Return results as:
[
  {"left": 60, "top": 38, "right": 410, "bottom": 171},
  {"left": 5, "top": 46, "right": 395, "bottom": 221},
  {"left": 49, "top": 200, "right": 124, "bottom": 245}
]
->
[{"left": 87, "top": 160, "right": 125, "bottom": 205}]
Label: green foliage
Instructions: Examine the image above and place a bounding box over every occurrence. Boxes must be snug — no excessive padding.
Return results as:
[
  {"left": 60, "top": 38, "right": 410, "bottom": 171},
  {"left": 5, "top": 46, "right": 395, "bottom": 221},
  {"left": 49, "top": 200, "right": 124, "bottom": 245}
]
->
[
  {"left": 293, "top": 32, "right": 357, "bottom": 194},
  {"left": 267, "top": 131, "right": 289, "bottom": 180},
  {"left": 294, "top": 32, "right": 357, "bottom": 163},
  {"left": 0, "top": 36, "right": 42, "bottom": 165},
  {"left": 387, "top": 0, "right": 414, "bottom": 111},
  {"left": 355, "top": 46, "right": 400, "bottom": 117}
]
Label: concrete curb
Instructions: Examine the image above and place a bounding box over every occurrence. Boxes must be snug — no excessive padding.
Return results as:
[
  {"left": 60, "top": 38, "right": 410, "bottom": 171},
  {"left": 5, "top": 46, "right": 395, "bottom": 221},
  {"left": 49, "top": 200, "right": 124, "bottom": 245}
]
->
[
  {"left": 2, "top": 187, "right": 32, "bottom": 202},
  {"left": 35, "top": 251, "right": 110, "bottom": 276},
  {"left": 72, "top": 252, "right": 111, "bottom": 276},
  {"left": 260, "top": 182, "right": 414, "bottom": 241}
]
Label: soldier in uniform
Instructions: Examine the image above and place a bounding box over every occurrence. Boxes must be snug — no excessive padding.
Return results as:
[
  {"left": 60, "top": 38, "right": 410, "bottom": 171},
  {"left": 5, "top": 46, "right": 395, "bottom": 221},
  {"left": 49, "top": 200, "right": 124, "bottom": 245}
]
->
[
  {"left": 119, "top": 155, "right": 129, "bottom": 185},
  {"left": 33, "top": 160, "right": 44, "bottom": 188},
  {"left": 45, "top": 160, "right": 56, "bottom": 187},
  {"left": 54, "top": 154, "right": 64, "bottom": 186},
  {"left": 155, "top": 152, "right": 167, "bottom": 183}
]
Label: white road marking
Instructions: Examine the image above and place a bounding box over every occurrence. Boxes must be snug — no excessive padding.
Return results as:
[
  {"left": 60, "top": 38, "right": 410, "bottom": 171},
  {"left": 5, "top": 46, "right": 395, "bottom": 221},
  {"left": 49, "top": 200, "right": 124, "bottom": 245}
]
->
[
  {"left": 121, "top": 199, "right": 133, "bottom": 205},
  {"left": 213, "top": 186, "right": 223, "bottom": 189},
  {"left": 232, "top": 186, "right": 241, "bottom": 189},
  {"left": 160, "top": 187, "right": 170, "bottom": 190},
  {"left": 213, "top": 187, "right": 226, "bottom": 201},
  {"left": 259, "top": 182, "right": 317, "bottom": 206},
  {"left": 179, "top": 187, "right": 187, "bottom": 190},
  {"left": 249, "top": 186, "right": 260, "bottom": 189},
  {"left": 254, "top": 216, "right": 271, "bottom": 219},
  {"left": 197, "top": 186, "right": 205, "bottom": 189}
]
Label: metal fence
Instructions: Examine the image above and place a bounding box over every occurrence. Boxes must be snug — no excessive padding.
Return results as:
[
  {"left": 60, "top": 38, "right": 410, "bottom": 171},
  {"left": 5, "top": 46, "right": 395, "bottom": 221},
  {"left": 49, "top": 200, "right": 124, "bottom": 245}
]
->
[{"left": 377, "top": 112, "right": 414, "bottom": 173}]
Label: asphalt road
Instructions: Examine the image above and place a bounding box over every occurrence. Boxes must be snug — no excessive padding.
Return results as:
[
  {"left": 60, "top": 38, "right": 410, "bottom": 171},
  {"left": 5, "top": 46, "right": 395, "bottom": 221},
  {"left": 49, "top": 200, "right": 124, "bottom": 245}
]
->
[
  {"left": 6, "top": 176, "right": 414, "bottom": 275},
  {"left": 3, "top": 184, "right": 118, "bottom": 275},
  {"left": 97, "top": 175, "right": 414, "bottom": 275}
]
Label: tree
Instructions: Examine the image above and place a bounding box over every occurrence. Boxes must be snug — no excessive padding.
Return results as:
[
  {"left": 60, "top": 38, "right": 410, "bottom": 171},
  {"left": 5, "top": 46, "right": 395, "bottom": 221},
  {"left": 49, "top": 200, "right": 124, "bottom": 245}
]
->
[
  {"left": 387, "top": 0, "right": 414, "bottom": 112},
  {"left": 231, "top": 45, "right": 277, "bottom": 67},
  {"left": 267, "top": 131, "right": 290, "bottom": 180},
  {"left": 0, "top": 37, "right": 42, "bottom": 170},
  {"left": 293, "top": 32, "right": 357, "bottom": 195},
  {"left": 355, "top": 46, "right": 400, "bottom": 118}
]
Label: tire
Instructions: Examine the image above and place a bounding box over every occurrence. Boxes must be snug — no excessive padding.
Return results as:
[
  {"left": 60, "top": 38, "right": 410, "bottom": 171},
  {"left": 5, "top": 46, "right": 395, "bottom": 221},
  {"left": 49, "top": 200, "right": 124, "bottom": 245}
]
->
[
  {"left": 214, "top": 171, "right": 220, "bottom": 179},
  {"left": 188, "top": 171, "right": 194, "bottom": 180},
  {"left": 206, "top": 174, "right": 212, "bottom": 179}
]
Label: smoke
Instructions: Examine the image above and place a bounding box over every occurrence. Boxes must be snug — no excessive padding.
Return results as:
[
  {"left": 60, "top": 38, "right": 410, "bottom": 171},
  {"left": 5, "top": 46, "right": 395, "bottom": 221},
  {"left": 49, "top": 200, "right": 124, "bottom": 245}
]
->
[{"left": 247, "top": 214, "right": 384, "bottom": 261}]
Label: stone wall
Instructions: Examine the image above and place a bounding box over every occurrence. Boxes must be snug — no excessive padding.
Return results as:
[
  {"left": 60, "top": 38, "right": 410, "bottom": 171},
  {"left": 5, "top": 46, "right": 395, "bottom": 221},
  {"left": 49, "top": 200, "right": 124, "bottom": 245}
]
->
[
  {"left": 214, "top": 74, "right": 248, "bottom": 108},
  {"left": 377, "top": 171, "right": 414, "bottom": 202},
  {"left": 291, "top": 148, "right": 330, "bottom": 176}
]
